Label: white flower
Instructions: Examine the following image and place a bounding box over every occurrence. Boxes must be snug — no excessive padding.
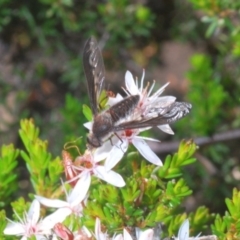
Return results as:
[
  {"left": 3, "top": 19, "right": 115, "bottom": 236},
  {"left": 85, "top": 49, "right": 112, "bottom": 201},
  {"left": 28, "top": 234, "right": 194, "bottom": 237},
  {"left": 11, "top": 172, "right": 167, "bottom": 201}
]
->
[
  {"left": 104, "top": 132, "right": 162, "bottom": 171},
  {"left": 124, "top": 70, "right": 176, "bottom": 135},
  {"left": 93, "top": 218, "right": 154, "bottom": 240},
  {"left": 135, "top": 228, "right": 154, "bottom": 240},
  {"left": 84, "top": 69, "right": 186, "bottom": 171},
  {"left": 103, "top": 70, "right": 179, "bottom": 171},
  {"left": 35, "top": 173, "right": 90, "bottom": 221},
  {"left": 176, "top": 219, "right": 190, "bottom": 240},
  {"left": 94, "top": 218, "right": 123, "bottom": 240},
  {"left": 175, "top": 219, "right": 201, "bottom": 240},
  {"left": 66, "top": 149, "right": 125, "bottom": 187},
  {"left": 123, "top": 228, "right": 154, "bottom": 240},
  {"left": 94, "top": 218, "right": 109, "bottom": 240},
  {"left": 103, "top": 70, "right": 173, "bottom": 170},
  {"left": 53, "top": 222, "right": 92, "bottom": 240},
  {"left": 4, "top": 199, "right": 61, "bottom": 240}
]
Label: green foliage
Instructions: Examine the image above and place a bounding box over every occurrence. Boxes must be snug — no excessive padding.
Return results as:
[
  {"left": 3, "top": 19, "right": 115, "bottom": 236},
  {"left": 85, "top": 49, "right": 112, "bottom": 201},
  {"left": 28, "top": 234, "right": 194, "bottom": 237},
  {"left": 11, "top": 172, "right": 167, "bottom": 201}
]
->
[
  {"left": 158, "top": 140, "right": 197, "bottom": 179},
  {"left": 60, "top": 57, "right": 84, "bottom": 90},
  {"left": 202, "top": 16, "right": 225, "bottom": 38},
  {"left": 0, "top": 0, "right": 154, "bottom": 49},
  {"left": 1, "top": 0, "right": 240, "bottom": 238},
  {"left": 11, "top": 198, "right": 31, "bottom": 219},
  {"left": 82, "top": 90, "right": 109, "bottom": 122},
  {"left": 174, "top": 0, "right": 240, "bottom": 219},
  {"left": 19, "top": 119, "right": 63, "bottom": 197},
  {"left": 212, "top": 188, "right": 240, "bottom": 240},
  {"left": 186, "top": 54, "right": 227, "bottom": 135},
  {"left": 0, "top": 118, "right": 228, "bottom": 239},
  {"left": 98, "top": 0, "right": 154, "bottom": 47},
  {"left": 189, "top": 0, "right": 240, "bottom": 57},
  {"left": 81, "top": 140, "right": 202, "bottom": 237},
  {"left": 0, "top": 144, "right": 19, "bottom": 207},
  {"left": 0, "top": 210, "right": 7, "bottom": 239},
  {"left": 189, "top": 206, "right": 213, "bottom": 234},
  {"left": 60, "top": 93, "right": 87, "bottom": 144},
  {"left": 82, "top": 104, "right": 93, "bottom": 122}
]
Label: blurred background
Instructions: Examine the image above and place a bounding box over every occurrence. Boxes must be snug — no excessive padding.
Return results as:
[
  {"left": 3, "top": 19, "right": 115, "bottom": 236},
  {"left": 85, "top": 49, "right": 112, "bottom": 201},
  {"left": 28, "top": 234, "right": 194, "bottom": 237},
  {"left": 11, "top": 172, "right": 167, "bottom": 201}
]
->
[{"left": 0, "top": 0, "right": 240, "bottom": 216}]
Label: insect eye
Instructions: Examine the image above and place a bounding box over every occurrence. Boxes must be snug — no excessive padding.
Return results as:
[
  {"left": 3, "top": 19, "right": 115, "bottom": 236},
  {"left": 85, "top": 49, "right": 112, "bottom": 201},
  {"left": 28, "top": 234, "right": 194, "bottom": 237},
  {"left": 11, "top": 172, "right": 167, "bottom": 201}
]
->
[{"left": 87, "top": 135, "right": 101, "bottom": 148}]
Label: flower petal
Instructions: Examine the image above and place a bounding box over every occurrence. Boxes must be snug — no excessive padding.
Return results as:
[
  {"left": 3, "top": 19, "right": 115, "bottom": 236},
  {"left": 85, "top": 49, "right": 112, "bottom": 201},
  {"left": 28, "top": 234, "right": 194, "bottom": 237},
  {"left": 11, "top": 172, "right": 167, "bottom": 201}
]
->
[
  {"left": 105, "top": 140, "right": 128, "bottom": 171},
  {"left": 82, "top": 226, "right": 92, "bottom": 238},
  {"left": 125, "top": 71, "right": 139, "bottom": 95},
  {"left": 132, "top": 138, "right": 162, "bottom": 166},
  {"left": 68, "top": 172, "right": 90, "bottom": 206},
  {"left": 108, "top": 93, "right": 123, "bottom": 106},
  {"left": 4, "top": 221, "right": 24, "bottom": 235},
  {"left": 35, "top": 196, "right": 69, "bottom": 208},
  {"left": 123, "top": 229, "right": 133, "bottom": 240},
  {"left": 178, "top": 219, "right": 189, "bottom": 240},
  {"left": 83, "top": 121, "right": 92, "bottom": 130},
  {"left": 113, "top": 233, "right": 123, "bottom": 240},
  {"left": 139, "top": 229, "right": 154, "bottom": 240},
  {"left": 27, "top": 199, "right": 40, "bottom": 224},
  {"left": 94, "top": 140, "right": 113, "bottom": 162},
  {"left": 154, "top": 96, "right": 176, "bottom": 106},
  {"left": 95, "top": 218, "right": 101, "bottom": 239},
  {"left": 36, "top": 236, "right": 54, "bottom": 240},
  {"left": 158, "top": 124, "right": 174, "bottom": 135},
  {"left": 40, "top": 208, "right": 72, "bottom": 230},
  {"left": 150, "top": 82, "right": 169, "bottom": 98},
  {"left": 94, "top": 166, "right": 125, "bottom": 187},
  {"left": 134, "top": 136, "right": 160, "bottom": 142},
  {"left": 94, "top": 218, "right": 108, "bottom": 240}
]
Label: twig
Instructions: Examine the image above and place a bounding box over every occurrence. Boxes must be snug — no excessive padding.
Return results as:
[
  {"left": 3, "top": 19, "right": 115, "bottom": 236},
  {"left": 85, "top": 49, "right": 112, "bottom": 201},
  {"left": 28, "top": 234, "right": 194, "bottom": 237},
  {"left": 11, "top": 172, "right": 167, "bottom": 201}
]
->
[
  {"left": 190, "top": 236, "right": 218, "bottom": 240},
  {"left": 164, "top": 236, "right": 218, "bottom": 240},
  {"left": 148, "top": 129, "right": 240, "bottom": 154}
]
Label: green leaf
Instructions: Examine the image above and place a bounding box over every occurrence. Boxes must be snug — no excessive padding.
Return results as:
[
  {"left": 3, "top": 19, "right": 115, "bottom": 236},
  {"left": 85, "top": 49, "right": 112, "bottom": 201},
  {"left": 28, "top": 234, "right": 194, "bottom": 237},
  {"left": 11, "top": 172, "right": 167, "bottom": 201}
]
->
[
  {"left": 0, "top": 144, "right": 19, "bottom": 205},
  {"left": 82, "top": 104, "right": 93, "bottom": 121},
  {"left": 205, "top": 18, "right": 218, "bottom": 38},
  {"left": 18, "top": 119, "right": 63, "bottom": 197}
]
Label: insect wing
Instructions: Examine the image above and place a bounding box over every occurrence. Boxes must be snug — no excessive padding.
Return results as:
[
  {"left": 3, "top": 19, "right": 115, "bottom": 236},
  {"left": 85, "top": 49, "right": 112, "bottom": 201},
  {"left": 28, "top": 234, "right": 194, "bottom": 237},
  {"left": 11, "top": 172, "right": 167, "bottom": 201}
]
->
[
  {"left": 83, "top": 37, "right": 105, "bottom": 115},
  {"left": 113, "top": 102, "right": 191, "bottom": 132}
]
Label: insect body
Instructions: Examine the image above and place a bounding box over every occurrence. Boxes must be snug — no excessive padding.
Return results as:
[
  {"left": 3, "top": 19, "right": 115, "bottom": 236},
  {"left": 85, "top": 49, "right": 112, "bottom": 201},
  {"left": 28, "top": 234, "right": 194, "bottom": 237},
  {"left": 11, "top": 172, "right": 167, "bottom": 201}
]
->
[
  {"left": 83, "top": 37, "right": 140, "bottom": 148},
  {"left": 88, "top": 94, "right": 140, "bottom": 147},
  {"left": 83, "top": 37, "right": 192, "bottom": 149}
]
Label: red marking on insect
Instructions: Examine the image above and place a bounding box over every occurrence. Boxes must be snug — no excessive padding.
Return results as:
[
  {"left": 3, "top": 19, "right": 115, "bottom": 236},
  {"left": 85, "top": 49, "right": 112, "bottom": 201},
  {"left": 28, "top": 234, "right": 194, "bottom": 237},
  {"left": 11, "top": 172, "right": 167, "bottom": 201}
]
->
[{"left": 124, "top": 129, "right": 133, "bottom": 137}]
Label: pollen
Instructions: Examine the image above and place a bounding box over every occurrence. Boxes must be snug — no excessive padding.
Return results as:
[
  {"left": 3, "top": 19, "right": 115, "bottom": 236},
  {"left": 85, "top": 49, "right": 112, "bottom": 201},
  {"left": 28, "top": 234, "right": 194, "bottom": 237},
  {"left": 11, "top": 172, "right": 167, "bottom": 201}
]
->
[{"left": 83, "top": 160, "right": 93, "bottom": 169}]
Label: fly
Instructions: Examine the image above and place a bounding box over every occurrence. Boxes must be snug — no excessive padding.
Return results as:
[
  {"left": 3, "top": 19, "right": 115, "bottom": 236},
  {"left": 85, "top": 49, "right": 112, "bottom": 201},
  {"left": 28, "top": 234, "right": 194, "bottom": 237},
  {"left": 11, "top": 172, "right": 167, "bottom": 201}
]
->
[
  {"left": 83, "top": 37, "right": 140, "bottom": 148},
  {"left": 83, "top": 37, "right": 191, "bottom": 149}
]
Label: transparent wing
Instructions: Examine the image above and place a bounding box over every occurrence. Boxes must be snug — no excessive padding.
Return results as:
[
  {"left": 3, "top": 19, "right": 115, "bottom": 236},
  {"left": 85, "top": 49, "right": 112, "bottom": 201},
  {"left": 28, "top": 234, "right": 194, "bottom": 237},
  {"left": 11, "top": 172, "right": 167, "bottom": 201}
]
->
[
  {"left": 83, "top": 37, "right": 105, "bottom": 115},
  {"left": 113, "top": 102, "right": 192, "bottom": 132}
]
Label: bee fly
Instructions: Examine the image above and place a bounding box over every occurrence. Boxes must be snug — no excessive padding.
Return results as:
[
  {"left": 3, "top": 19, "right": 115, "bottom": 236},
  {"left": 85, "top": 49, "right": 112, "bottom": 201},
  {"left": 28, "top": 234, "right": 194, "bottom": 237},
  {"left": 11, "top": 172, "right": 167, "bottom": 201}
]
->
[
  {"left": 83, "top": 37, "right": 140, "bottom": 148},
  {"left": 83, "top": 37, "right": 191, "bottom": 149}
]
